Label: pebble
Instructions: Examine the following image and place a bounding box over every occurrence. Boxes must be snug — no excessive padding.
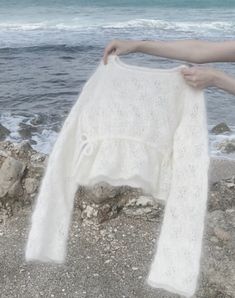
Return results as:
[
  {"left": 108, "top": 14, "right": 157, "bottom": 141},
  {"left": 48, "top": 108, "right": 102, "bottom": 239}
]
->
[
  {"left": 213, "top": 227, "right": 231, "bottom": 241},
  {"left": 132, "top": 267, "right": 138, "bottom": 270}
]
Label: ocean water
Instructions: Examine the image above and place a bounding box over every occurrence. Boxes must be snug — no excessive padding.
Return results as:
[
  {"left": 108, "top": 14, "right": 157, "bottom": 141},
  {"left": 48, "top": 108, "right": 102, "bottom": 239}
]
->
[{"left": 0, "top": 0, "right": 235, "bottom": 159}]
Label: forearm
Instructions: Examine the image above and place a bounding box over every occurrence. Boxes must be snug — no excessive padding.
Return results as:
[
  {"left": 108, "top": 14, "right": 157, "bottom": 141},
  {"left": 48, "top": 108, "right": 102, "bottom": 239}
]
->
[
  {"left": 133, "top": 39, "right": 235, "bottom": 63},
  {"left": 213, "top": 69, "right": 235, "bottom": 95}
]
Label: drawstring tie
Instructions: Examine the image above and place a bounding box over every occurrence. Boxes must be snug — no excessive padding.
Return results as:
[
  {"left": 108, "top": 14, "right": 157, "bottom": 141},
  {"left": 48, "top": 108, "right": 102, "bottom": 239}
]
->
[
  {"left": 71, "top": 112, "right": 168, "bottom": 178},
  {"left": 80, "top": 132, "right": 94, "bottom": 156},
  {"left": 71, "top": 114, "right": 94, "bottom": 177}
]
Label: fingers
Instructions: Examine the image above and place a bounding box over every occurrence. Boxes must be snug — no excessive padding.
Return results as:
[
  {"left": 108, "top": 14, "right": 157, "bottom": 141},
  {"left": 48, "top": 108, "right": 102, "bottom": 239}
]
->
[
  {"left": 181, "top": 67, "right": 196, "bottom": 82},
  {"left": 182, "top": 74, "right": 195, "bottom": 82},
  {"left": 181, "top": 67, "right": 194, "bottom": 75},
  {"left": 180, "top": 66, "right": 198, "bottom": 88},
  {"left": 102, "top": 47, "right": 111, "bottom": 65},
  {"left": 103, "top": 41, "right": 117, "bottom": 65},
  {"left": 182, "top": 73, "right": 202, "bottom": 89}
]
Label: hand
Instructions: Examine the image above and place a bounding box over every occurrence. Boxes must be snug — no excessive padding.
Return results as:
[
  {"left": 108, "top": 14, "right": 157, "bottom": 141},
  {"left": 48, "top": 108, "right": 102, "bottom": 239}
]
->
[
  {"left": 102, "top": 39, "right": 138, "bottom": 65},
  {"left": 180, "top": 65, "right": 218, "bottom": 89}
]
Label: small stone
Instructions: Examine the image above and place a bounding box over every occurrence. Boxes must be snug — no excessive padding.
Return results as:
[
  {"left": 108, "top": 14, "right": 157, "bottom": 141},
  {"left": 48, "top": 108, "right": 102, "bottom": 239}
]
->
[
  {"left": 225, "top": 182, "right": 235, "bottom": 188},
  {"left": 135, "top": 196, "right": 154, "bottom": 207},
  {"left": 213, "top": 227, "right": 231, "bottom": 241},
  {"left": 132, "top": 267, "right": 138, "bottom": 271},
  {"left": 210, "top": 236, "right": 219, "bottom": 243}
]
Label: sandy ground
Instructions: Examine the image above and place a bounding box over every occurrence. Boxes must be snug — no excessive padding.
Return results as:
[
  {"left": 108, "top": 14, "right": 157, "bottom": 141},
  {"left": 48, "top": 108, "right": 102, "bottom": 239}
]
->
[{"left": 0, "top": 156, "right": 234, "bottom": 298}]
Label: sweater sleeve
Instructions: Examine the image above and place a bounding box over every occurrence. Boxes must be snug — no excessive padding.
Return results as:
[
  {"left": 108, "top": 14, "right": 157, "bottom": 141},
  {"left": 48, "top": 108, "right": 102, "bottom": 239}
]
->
[
  {"left": 146, "top": 85, "right": 210, "bottom": 297},
  {"left": 24, "top": 102, "right": 81, "bottom": 263},
  {"left": 24, "top": 76, "right": 97, "bottom": 263}
]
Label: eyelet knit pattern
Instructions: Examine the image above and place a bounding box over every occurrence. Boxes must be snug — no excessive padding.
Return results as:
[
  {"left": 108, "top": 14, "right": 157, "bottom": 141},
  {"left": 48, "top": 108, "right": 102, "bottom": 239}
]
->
[{"left": 25, "top": 54, "right": 210, "bottom": 298}]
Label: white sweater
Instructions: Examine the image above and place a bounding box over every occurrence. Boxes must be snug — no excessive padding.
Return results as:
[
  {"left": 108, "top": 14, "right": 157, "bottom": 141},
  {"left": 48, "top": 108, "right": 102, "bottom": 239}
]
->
[{"left": 25, "top": 54, "right": 210, "bottom": 297}]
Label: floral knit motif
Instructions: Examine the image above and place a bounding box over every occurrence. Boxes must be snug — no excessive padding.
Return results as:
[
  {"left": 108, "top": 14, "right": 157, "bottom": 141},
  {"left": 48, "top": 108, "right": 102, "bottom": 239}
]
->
[{"left": 25, "top": 54, "right": 210, "bottom": 298}]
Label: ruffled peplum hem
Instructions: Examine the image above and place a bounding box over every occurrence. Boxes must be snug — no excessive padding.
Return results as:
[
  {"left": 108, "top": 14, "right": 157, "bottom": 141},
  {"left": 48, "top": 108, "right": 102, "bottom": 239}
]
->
[{"left": 71, "top": 135, "right": 172, "bottom": 202}]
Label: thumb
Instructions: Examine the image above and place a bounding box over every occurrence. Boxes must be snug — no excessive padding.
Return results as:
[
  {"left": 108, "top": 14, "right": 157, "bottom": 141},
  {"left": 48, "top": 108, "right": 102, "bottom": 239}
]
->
[
  {"left": 181, "top": 66, "right": 192, "bottom": 74},
  {"left": 115, "top": 48, "right": 121, "bottom": 55}
]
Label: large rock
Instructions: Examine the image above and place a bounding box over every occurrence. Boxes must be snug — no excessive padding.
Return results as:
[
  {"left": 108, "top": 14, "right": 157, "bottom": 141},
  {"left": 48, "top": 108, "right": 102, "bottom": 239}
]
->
[
  {"left": 0, "top": 156, "right": 26, "bottom": 198},
  {"left": 0, "top": 140, "right": 45, "bottom": 221}
]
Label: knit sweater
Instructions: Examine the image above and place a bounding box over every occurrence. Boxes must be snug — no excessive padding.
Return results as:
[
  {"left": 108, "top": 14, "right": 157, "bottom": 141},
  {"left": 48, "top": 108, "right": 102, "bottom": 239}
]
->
[{"left": 25, "top": 54, "right": 210, "bottom": 297}]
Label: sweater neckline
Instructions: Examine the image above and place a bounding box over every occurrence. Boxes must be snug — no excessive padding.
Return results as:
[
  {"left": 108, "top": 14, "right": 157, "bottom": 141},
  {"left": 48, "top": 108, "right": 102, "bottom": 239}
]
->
[{"left": 110, "top": 54, "right": 188, "bottom": 73}]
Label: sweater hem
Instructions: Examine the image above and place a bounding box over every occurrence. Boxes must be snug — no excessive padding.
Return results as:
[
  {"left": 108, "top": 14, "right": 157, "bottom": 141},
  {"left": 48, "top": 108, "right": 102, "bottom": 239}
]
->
[
  {"left": 146, "top": 278, "right": 195, "bottom": 298},
  {"left": 25, "top": 255, "right": 65, "bottom": 264},
  {"left": 77, "top": 174, "right": 157, "bottom": 199}
]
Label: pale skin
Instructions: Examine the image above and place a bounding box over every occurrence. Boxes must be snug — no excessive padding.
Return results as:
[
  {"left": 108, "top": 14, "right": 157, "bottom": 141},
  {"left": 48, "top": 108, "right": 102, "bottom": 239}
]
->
[{"left": 102, "top": 39, "right": 235, "bottom": 95}]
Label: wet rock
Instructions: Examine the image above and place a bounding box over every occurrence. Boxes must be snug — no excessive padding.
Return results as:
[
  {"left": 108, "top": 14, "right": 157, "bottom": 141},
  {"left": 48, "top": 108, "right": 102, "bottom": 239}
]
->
[
  {"left": 211, "top": 122, "right": 231, "bottom": 134},
  {"left": 0, "top": 123, "right": 10, "bottom": 141},
  {"left": 18, "top": 122, "right": 38, "bottom": 139},
  {"left": 30, "top": 114, "right": 44, "bottom": 126},
  {"left": 216, "top": 139, "right": 235, "bottom": 154}
]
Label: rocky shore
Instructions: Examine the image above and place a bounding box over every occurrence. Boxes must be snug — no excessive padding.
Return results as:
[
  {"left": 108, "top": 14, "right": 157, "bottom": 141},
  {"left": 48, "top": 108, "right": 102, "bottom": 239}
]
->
[{"left": 0, "top": 121, "right": 234, "bottom": 297}]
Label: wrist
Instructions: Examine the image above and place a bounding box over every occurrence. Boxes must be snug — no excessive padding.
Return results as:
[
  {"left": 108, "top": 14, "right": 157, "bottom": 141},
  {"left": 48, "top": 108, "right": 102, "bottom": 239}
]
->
[
  {"left": 131, "top": 40, "right": 146, "bottom": 53},
  {"left": 212, "top": 69, "right": 225, "bottom": 88}
]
